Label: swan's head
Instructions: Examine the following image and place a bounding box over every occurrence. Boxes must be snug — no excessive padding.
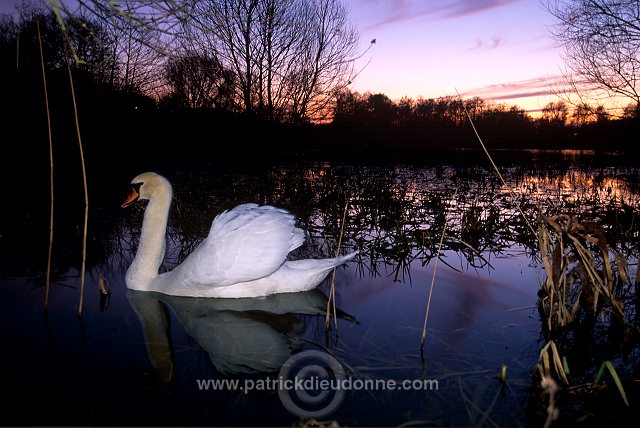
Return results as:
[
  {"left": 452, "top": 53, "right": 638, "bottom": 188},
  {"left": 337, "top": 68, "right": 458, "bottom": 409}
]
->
[{"left": 121, "top": 172, "right": 173, "bottom": 208}]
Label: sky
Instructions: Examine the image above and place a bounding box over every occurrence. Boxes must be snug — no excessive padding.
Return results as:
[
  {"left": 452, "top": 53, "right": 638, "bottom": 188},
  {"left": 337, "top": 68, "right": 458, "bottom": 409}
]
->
[
  {"left": 0, "top": 0, "right": 565, "bottom": 114},
  {"left": 348, "top": 0, "right": 564, "bottom": 113}
]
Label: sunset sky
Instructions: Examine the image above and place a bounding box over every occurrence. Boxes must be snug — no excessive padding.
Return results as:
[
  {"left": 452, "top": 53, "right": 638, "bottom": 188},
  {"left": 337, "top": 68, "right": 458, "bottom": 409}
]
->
[
  {"left": 1, "top": 0, "right": 566, "bottom": 113},
  {"left": 348, "top": 0, "right": 564, "bottom": 113}
]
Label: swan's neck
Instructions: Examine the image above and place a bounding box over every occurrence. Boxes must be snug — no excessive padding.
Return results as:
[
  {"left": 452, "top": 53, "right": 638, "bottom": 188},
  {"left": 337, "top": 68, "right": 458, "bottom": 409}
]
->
[{"left": 127, "top": 187, "right": 172, "bottom": 290}]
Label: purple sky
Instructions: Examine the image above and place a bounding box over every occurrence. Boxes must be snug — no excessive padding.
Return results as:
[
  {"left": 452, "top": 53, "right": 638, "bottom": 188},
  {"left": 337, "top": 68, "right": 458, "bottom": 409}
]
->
[{"left": 349, "top": 0, "right": 564, "bottom": 112}]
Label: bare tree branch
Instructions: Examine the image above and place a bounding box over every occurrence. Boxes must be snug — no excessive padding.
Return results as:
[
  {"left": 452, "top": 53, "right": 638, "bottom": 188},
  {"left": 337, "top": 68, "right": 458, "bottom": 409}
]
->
[{"left": 545, "top": 0, "right": 640, "bottom": 117}]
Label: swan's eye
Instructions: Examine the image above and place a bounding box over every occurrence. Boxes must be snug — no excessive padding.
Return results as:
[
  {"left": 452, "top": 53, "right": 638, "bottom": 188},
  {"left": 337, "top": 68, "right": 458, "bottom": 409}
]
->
[{"left": 131, "top": 182, "right": 143, "bottom": 192}]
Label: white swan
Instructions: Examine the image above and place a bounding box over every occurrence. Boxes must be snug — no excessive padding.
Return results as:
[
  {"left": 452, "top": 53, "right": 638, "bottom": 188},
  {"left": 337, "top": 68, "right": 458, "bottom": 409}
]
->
[{"left": 122, "top": 172, "right": 356, "bottom": 298}]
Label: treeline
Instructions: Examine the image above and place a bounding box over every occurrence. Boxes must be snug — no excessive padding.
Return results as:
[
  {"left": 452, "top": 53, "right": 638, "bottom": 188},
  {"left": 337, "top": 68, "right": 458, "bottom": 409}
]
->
[
  {"left": 324, "top": 91, "right": 639, "bottom": 153},
  {"left": 0, "top": 1, "right": 638, "bottom": 170}
]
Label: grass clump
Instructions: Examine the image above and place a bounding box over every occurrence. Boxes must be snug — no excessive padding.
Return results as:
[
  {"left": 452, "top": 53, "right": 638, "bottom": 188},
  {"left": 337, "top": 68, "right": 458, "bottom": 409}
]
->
[
  {"left": 536, "top": 214, "right": 626, "bottom": 333},
  {"left": 534, "top": 214, "right": 636, "bottom": 424}
]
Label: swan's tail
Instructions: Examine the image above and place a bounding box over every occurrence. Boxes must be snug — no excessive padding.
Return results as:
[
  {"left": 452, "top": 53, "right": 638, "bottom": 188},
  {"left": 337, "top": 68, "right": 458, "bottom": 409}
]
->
[
  {"left": 334, "top": 250, "right": 359, "bottom": 266},
  {"left": 287, "top": 250, "right": 358, "bottom": 271},
  {"left": 276, "top": 251, "right": 358, "bottom": 294}
]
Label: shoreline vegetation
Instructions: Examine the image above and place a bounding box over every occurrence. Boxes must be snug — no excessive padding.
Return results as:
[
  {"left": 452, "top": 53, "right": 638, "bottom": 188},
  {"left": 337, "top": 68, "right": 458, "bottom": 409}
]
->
[
  {"left": 1, "top": 7, "right": 638, "bottom": 176},
  {"left": 2, "top": 67, "right": 637, "bottom": 169},
  {"left": 4, "top": 104, "right": 639, "bottom": 170}
]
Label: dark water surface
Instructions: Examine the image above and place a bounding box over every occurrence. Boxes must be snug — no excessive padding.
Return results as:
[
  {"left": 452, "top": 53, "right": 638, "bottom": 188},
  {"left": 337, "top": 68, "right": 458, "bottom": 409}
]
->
[{"left": 1, "top": 154, "right": 639, "bottom": 427}]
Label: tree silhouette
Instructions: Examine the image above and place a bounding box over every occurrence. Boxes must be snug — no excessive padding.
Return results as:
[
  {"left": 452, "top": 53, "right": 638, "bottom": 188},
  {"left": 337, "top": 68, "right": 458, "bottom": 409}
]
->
[
  {"left": 3, "top": 6, "right": 120, "bottom": 111},
  {"left": 542, "top": 101, "right": 569, "bottom": 126},
  {"left": 162, "top": 52, "right": 235, "bottom": 109},
  {"left": 184, "top": 0, "right": 358, "bottom": 122},
  {"left": 546, "top": 0, "right": 640, "bottom": 116}
]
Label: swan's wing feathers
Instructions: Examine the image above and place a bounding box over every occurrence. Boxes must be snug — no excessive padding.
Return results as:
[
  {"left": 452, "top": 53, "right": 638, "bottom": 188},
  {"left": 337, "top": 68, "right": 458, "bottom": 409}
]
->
[{"left": 188, "top": 204, "right": 305, "bottom": 286}]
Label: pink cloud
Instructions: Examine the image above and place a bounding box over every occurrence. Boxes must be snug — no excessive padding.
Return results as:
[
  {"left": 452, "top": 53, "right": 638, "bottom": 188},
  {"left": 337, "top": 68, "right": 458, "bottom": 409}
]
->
[
  {"left": 440, "top": 0, "right": 516, "bottom": 19},
  {"left": 488, "top": 89, "right": 556, "bottom": 101},
  {"left": 461, "top": 76, "right": 566, "bottom": 102},
  {"left": 359, "top": 0, "right": 518, "bottom": 32},
  {"left": 466, "top": 35, "right": 505, "bottom": 52}
]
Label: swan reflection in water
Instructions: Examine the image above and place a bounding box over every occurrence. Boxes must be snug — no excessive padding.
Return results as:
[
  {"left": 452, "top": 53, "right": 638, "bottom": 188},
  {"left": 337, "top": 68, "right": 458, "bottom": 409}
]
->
[{"left": 128, "top": 289, "right": 355, "bottom": 384}]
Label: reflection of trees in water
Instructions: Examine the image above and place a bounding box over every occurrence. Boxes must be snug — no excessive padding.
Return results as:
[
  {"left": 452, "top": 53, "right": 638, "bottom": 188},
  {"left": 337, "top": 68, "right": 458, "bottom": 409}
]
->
[
  {"left": 8, "top": 162, "right": 637, "bottom": 292},
  {"left": 111, "top": 163, "right": 640, "bottom": 286},
  {"left": 277, "top": 164, "right": 639, "bottom": 282}
]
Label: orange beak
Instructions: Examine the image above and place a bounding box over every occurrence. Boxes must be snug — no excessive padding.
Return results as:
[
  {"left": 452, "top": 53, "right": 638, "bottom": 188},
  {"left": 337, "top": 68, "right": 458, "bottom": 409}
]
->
[{"left": 121, "top": 188, "right": 140, "bottom": 208}]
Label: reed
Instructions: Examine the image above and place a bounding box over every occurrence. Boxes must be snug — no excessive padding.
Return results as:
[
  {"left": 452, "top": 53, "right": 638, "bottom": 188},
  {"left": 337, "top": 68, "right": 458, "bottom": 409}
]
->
[
  {"left": 456, "top": 91, "right": 635, "bottom": 414},
  {"left": 49, "top": 0, "right": 84, "bottom": 66},
  {"left": 456, "top": 89, "right": 537, "bottom": 238},
  {"left": 536, "top": 214, "right": 625, "bottom": 332},
  {"left": 15, "top": 23, "right": 19, "bottom": 70},
  {"left": 420, "top": 188, "right": 457, "bottom": 351},
  {"left": 540, "top": 377, "right": 559, "bottom": 428},
  {"left": 98, "top": 276, "right": 111, "bottom": 311},
  {"left": 325, "top": 196, "right": 349, "bottom": 331},
  {"left": 60, "top": 30, "right": 89, "bottom": 318},
  {"left": 594, "top": 360, "right": 629, "bottom": 407},
  {"left": 36, "top": 19, "right": 54, "bottom": 310},
  {"left": 537, "top": 340, "right": 569, "bottom": 385}
]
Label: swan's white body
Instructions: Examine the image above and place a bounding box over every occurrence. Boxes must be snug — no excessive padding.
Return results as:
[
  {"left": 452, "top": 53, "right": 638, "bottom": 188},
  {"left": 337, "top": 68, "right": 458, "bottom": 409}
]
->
[{"left": 123, "top": 172, "right": 356, "bottom": 298}]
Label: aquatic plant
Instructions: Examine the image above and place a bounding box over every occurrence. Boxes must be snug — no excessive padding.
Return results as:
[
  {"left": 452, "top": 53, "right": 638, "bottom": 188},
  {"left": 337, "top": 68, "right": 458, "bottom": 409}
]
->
[
  {"left": 537, "top": 214, "right": 626, "bottom": 333},
  {"left": 533, "top": 214, "right": 636, "bottom": 424},
  {"left": 36, "top": 18, "right": 54, "bottom": 310}
]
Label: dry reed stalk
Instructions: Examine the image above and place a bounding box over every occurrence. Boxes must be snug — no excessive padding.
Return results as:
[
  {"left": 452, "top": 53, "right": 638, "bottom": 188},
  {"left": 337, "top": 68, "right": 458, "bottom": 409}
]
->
[
  {"left": 537, "top": 215, "right": 624, "bottom": 331},
  {"left": 15, "top": 27, "right": 19, "bottom": 70},
  {"left": 420, "top": 189, "right": 457, "bottom": 351},
  {"left": 98, "top": 277, "right": 109, "bottom": 295},
  {"left": 456, "top": 375, "right": 501, "bottom": 428},
  {"left": 615, "top": 253, "right": 630, "bottom": 285},
  {"left": 36, "top": 19, "right": 54, "bottom": 310},
  {"left": 61, "top": 34, "right": 89, "bottom": 318},
  {"left": 325, "top": 197, "right": 349, "bottom": 331},
  {"left": 49, "top": 0, "right": 83, "bottom": 66},
  {"left": 456, "top": 89, "right": 537, "bottom": 238},
  {"left": 537, "top": 340, "right": 569, "bottom": 385},
  {"left": 540, "top": 377, "right": 560, "bottom": 428}
]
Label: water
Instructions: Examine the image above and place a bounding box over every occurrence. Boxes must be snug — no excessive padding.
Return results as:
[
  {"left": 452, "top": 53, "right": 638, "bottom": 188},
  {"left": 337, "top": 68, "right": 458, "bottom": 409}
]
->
[{"left": 1, "top": 155, "right": 638, "bottom": 426}]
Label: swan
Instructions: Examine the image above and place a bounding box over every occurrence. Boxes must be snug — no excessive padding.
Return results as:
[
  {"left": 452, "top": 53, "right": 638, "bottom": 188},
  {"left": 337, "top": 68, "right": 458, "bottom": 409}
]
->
[{"left": 121, "top": 172, "right": 357, "bottom": 298}]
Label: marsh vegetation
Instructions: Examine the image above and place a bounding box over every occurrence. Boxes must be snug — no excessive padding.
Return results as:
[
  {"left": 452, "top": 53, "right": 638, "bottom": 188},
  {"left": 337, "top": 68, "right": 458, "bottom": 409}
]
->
[{"left": 1, "top": 156, "right": 638, "bottom": 426}]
